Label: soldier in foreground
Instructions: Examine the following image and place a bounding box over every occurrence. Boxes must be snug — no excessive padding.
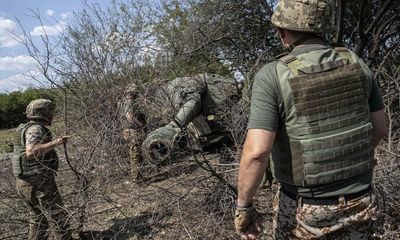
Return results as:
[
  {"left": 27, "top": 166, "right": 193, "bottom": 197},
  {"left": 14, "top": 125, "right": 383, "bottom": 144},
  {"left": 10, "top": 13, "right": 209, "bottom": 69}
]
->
[
  {"left": 119, "top": 83, "right": 146, "bottom": 180},
  {"left": 12, "top": 99, "right": 74, "bottom": 240},
  {"left": 235, "top": 1, "right": 389, "bottom": 239},
  {"left": 142, "top": 73, "right": 241, "bottom": 163}
]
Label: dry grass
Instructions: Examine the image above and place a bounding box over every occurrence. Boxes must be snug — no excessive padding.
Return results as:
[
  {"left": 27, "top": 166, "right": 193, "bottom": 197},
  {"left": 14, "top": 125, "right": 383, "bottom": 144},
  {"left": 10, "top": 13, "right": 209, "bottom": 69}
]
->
[{"left": 0, "top": 128, "right": 15, "bottom": 153}]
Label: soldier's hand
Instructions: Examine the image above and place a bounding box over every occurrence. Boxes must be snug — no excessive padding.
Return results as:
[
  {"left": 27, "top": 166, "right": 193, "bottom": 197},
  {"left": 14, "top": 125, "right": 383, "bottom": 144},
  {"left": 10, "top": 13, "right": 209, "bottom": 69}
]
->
[
  {"left": 53, "top": 135, "right": 71, "bottom": 146},
  {"left": 122, "top": 129, "right": 135, "bottom": 141},
  {"left": 234, "top": 205, "right": 263, "bottom": 239}
]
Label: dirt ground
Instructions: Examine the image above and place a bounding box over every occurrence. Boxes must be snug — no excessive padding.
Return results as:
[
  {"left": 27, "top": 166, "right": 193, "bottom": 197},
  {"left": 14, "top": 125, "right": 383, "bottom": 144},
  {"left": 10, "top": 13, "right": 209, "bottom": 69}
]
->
[{"left": 1, "top": 141, "right": 399, "bottom": 239}]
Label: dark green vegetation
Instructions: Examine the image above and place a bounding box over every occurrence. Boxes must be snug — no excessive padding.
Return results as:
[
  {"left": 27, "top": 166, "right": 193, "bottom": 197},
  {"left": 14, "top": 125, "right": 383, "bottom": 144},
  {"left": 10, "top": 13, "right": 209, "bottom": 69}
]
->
[
  {"left": 0, "top": 88, "right": 54, "bottom": 129},
  {"left": 0, "top": 128, "right": 14, "bottom": 153}
]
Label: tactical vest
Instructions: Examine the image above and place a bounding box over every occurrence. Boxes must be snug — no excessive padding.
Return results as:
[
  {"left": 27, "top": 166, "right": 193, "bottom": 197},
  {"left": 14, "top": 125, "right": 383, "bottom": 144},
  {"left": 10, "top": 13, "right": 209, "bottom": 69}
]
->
[
  {"left": 11, "top": 122, "right": 59, "bottom": 178},
  {"left": 272, "top": 47, "right": 376, "bottom": 187}
]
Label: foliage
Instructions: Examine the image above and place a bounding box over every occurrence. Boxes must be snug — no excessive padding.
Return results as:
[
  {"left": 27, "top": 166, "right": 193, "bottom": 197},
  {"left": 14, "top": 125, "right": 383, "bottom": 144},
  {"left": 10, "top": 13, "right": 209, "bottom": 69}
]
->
[
  {"left": 0, "top": 88, "right": 55, "bottom": 129},
  {"left": 153, "top": 0, "right": 282, "bottom": 91},
  {"left": 0, "top": 128, "right": 15, "bottom": 153},
  {"left": 0, "top": 0, "right": 399, "bottom": 239}
]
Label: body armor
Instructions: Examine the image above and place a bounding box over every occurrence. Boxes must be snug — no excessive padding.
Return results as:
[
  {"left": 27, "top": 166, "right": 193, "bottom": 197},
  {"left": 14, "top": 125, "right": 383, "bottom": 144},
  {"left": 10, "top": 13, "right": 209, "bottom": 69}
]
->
[
  {"left": 272, "top": 47, "right": 375, "bottom": 186},
  {"left": 11, "top": 122, "right": 59, "bottom": 178}
]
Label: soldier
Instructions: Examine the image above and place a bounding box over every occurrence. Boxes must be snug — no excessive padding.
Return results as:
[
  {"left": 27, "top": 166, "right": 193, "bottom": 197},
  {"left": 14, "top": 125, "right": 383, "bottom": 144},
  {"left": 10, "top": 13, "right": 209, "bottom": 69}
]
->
[
  {"left": 11, "top": 99, "right": 74, "bottom": 240},
  {"left": 142, "top": 73, "right": 241, "bottom": 163},
  {"left": 235, "top": 1, "right": 389, "bottom": 239},
  {"left": 119, "top": 83, "right": 146, "bottom": 180}
]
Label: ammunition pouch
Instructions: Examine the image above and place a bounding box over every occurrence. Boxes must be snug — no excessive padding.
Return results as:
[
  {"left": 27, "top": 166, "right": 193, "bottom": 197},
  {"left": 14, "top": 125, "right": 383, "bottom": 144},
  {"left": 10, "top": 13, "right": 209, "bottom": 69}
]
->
[
  {"left": 187, "top": 115, "right": 212, "bottom": 139},
  {"left": 11, "top": 153, "right": 23, "bottom": 178}
]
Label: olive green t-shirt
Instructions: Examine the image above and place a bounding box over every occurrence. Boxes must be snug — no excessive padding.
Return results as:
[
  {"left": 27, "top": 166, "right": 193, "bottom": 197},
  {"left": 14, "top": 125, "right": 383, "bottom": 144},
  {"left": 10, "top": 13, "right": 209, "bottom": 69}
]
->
[{"left": 248, "top": 44, "right": 384, "bottom": 197}]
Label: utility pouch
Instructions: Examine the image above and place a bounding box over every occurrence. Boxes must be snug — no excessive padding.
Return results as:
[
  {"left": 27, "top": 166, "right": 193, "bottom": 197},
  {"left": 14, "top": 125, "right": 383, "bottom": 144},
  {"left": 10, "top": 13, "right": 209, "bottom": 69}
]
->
[{"left": 10, "top": 153, "right": 22, "bottom": 177}]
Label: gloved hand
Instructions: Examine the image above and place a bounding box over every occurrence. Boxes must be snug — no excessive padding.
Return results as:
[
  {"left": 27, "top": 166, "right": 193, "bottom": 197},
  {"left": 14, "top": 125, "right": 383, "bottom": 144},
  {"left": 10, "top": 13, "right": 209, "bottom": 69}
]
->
[{"left": 234, "top": 205, "right": 263, "bottom": 239}]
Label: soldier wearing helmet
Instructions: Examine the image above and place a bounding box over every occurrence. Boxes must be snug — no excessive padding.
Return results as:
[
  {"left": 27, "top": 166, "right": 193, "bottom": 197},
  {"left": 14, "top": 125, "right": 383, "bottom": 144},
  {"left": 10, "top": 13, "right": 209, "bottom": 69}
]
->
[
  {"left": 235, "top": 1, "right": 388, "bottom": 239},
  {"left": 141, "top": 73, "right": 241, "bottom": 164},
  {"left": 12, "top": 99, "right": 74, "bottom": 240},
  {"left": 119, "top": 83, "right": 146, "bottom": 181}
]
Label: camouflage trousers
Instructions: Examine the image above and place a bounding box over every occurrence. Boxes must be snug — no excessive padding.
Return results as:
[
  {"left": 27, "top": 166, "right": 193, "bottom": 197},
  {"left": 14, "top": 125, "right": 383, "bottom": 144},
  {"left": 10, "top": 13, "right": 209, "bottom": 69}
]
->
[
  {"left": 125, "top": 129, "right": 145, "bottom": 178},
  {"left": 272, "top": 187, "right": 378, "bottom": 240},
  {"left": 129, "top": 141, "right": 143, "bottom": 178},
  {"left": 16, "top": 176, "right": 73, "bottom": 240}
]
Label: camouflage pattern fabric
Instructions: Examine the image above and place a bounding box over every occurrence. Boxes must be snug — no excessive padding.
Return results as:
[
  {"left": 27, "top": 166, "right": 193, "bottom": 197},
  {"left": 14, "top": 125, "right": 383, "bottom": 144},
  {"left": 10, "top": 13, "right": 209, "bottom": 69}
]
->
[
  {"left": 119, "top": 92, "right": 146, "bottom": 178},
  {"left": 14, "top": 118, "right": 72, "bottom": 239},
  {"left": 26, "top": 99, "right": 55, "bottom": 122},
  {"left": 16, "top": 176, "right": 73, "bottom": 240},
  {"left": 142, "top": 73, "right": 239, "bottom": 163},
  {"left": 271, "top": 0, "right": 335, "bottom": 33},
  {"left": 272, "top": 187, "right": 378, "bottom": 239},
  {"left": 25, "top": 124, "right": 47, "bottom": 145},
  {"left": 119, "top": 96, "right": 145, "bottom": 130},
  {"left": 202, "top": 73, "right": 241, "bottom": 115},
  {"left": 160, "top": 73, "right": 240, "bottom": 119},
  {"left": 129, "top": 142, "right": 141, "bottom": 177},
  {"left": 22, "top": 123, "right": 59, "bottom": 176},
  {"left": 125, "top": 129, "right": 145, "bottom": 178},
  {"left": 166, "top": 74, "right": 206, "bottom": 110}
]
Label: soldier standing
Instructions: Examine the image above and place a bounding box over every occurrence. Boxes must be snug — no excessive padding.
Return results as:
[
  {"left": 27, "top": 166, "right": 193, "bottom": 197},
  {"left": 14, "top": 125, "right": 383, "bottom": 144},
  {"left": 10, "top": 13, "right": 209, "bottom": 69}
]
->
[
  {"left": 119, "top": 83, "right": 146, "bottom": 180},
  {"left": 12, "top": 99, "right": 73, "bottom": 240},
  {"left": 235, "top": 1, "right": 389, "bottom": 239}
]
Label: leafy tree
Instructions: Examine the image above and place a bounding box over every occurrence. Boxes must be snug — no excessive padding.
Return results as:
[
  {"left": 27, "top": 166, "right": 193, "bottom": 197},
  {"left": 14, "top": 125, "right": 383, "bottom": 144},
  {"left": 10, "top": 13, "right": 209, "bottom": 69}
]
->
[{"left": 0, "top": 88, "right": 54, "bottom": 129}]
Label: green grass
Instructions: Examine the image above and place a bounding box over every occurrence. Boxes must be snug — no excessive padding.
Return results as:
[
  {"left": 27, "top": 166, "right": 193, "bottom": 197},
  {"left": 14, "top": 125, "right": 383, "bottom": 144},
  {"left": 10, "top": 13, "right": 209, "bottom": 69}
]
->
[{"left": 0, "top": 128, "right": 16, "bottom": 153}]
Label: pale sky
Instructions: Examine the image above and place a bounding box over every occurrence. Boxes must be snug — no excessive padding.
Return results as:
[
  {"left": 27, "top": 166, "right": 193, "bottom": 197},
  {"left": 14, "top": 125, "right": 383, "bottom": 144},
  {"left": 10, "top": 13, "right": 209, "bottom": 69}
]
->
[{"left": 0, "top": 0, "right": 112, "bottom": 93}]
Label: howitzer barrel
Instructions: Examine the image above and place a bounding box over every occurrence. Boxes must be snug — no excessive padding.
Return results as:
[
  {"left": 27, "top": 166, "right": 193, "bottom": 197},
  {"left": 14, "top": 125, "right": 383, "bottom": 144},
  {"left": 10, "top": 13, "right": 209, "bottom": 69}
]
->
[{"left": 141, "top": 125, "right": 183, "bottom": 164}]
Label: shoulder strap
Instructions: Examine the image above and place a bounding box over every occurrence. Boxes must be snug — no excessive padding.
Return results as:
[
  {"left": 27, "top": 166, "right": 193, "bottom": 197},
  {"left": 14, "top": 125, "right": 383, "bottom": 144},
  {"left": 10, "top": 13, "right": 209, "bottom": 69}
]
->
[
  {"left": 280, "top": 48, "right": 356, "bottom": 76},
  {"left": 298, "top": 59, "right": 349, "bottom": 75},
  {"left": 278, "top": 54, "right": 305, "bottom": 77},
  {"left": 334, "top": 47, "right": 355, "bottom": 64}
]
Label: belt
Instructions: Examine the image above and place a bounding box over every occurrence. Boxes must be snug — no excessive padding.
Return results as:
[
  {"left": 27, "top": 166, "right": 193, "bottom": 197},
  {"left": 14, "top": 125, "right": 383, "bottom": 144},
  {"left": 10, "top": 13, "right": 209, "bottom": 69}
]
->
[{"left": 281, "top": 185, "right": 372, "bottom": 206}]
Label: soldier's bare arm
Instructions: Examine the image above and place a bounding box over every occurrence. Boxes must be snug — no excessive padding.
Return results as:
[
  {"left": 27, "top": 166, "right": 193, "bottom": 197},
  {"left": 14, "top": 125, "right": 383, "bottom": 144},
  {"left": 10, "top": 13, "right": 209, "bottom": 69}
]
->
[
  {"left": 26, "top": 136, "right": 69, "bottom": 160},
  {"left": 238, "top": 129, "right": 275, "bottom": 206},
  {"left": 370, "top": 109, "right": 389, "bottom": 147},
  {"left": 235, "top": 129, "right": 275, "bottom": 239}
]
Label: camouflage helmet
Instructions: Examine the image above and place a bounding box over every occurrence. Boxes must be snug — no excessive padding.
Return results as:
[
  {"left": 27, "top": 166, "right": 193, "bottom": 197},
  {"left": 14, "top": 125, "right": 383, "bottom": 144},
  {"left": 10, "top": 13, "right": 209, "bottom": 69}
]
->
[
  {"left": 271, "top": 0, "right": 335, "bottom": 33},
  {"left": 203, "top": 73, "right": 242, "bottom": 107},
  {"left": 26, "top": 99, "right": 55, "bottom": 122}
]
